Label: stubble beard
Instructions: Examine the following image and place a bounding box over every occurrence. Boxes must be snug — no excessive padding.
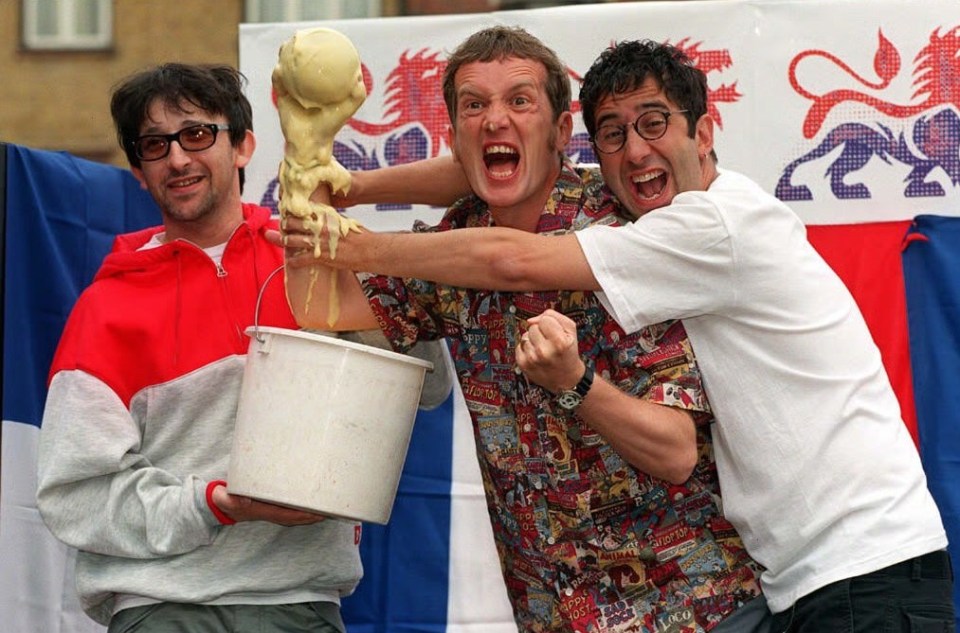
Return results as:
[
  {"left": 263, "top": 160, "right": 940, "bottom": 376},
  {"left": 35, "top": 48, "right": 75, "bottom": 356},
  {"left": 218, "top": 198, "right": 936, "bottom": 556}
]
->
[{"left": 157, "top": 185, "right": 219, "bottom": 227}]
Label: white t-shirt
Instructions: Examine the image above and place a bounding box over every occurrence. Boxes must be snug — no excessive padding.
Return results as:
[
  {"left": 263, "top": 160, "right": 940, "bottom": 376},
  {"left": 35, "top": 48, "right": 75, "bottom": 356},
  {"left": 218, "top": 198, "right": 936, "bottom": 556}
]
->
[
  {"left": 577, "top": 169, "right": 946, "bottom": 613},
  {"left": 141, "top": 233, "right": 226, "bottom": 265}
]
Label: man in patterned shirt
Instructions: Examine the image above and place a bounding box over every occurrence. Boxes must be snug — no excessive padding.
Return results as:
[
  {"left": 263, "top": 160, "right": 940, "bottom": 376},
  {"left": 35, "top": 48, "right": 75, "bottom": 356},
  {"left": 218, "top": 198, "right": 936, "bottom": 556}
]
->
[{"left": 281, "top": 26, "right": 768, "bottom": 632}]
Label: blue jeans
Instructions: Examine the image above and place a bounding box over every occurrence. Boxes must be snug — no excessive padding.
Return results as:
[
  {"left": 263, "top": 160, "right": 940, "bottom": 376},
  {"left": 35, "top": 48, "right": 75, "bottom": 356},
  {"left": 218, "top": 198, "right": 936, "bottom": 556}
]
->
[{"left": 771, "top": 550, "right": 955, "bottom": 633}]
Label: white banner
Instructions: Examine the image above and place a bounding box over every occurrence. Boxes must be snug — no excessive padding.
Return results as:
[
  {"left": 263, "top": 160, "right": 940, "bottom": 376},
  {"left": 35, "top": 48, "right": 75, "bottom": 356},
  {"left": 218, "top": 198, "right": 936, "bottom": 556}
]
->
[{"left": 241, "top": 0, "right": 960, "bottom": 228}]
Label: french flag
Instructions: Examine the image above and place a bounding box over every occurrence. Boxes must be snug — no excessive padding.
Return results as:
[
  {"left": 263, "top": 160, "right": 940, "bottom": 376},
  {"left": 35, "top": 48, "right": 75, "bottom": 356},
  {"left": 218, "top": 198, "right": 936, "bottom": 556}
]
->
[
  {"left": 0, "top": 142, "right": 516, "bottom": 633},
  {"left": 2, "top": 145, "right": 958, "bottom": 630}
]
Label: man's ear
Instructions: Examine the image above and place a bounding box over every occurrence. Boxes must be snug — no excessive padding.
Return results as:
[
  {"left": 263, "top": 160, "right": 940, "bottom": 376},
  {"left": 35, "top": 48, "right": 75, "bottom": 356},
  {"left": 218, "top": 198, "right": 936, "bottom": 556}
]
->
[
  {"left": 695, "top": 113, "right": 714, "bottom": 159},
  {"left": 236, "top": 129, "right": 256, "bottom": 168},
  {"left": 555, "top": 111, "right": 574, "bottom": 152}
]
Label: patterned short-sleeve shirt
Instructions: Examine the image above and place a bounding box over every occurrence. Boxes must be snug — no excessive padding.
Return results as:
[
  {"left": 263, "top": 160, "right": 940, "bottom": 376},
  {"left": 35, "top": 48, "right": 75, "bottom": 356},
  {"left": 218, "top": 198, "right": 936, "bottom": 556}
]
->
[{"left": 359, "top": 162, "right": 763, "bottom": 632}]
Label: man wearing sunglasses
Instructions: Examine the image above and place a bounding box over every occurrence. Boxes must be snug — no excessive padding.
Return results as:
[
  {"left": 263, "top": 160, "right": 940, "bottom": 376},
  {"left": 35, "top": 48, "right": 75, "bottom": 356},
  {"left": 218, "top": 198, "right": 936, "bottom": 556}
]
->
[{"left": 35, "top": 63, "right": 363, "bottom": 633}]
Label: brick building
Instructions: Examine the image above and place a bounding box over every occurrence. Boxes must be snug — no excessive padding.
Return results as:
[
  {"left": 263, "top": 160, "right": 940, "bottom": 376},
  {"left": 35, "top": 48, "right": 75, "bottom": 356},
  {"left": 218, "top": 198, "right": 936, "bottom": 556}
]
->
[{"left": 1, "top": 0, "right": 624, "bottom": 167}]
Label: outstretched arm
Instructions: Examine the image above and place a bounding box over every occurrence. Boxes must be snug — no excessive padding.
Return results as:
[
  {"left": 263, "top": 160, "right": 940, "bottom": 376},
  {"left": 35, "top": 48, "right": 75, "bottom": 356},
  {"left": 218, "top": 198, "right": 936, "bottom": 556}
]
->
[
  {"left": 276, "top": 155, "right": 599, "bottom": 291},
  {"left": 332, "top": 155, "right": 471, "bottom": 208},
  {"left": 282, "top": 224, "right": 602, "bottom": 292}
]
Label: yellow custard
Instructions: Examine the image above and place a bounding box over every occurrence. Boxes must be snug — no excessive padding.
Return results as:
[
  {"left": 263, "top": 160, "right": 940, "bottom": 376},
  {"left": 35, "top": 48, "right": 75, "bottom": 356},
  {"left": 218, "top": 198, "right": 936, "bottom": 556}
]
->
[{"left": 272, "top": 27, "right": 367, "bottom": 324}]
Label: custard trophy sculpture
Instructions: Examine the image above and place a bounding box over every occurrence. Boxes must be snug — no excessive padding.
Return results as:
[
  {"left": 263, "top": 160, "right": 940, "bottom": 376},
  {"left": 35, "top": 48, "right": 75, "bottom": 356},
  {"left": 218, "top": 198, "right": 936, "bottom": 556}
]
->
[{"left": 272, "top": 27, "right": 367, "bottom": 326}]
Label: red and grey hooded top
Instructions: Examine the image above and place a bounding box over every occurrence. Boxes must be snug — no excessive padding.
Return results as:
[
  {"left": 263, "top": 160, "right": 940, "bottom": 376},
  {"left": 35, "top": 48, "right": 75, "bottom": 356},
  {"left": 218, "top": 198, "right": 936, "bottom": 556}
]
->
[{"left": 36, "top": 203, "right": 362, "bottom": 624}]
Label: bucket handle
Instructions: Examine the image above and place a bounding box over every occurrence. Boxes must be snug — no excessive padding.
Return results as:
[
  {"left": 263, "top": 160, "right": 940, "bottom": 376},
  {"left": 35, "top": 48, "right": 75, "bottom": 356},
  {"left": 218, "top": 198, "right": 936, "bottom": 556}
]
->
[{"left": 253, "top": 264, "right": 286, "bottom": 345}]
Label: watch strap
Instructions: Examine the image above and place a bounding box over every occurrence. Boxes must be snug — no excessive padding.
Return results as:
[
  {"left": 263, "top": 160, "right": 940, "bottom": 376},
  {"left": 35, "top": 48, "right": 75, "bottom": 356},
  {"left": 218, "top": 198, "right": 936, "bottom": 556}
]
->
[
  {"left": 555, "top": 364, "right": 594, "bottom": 412},
  {"left": 571, "top": 364, "right": 594, "bottom": 398}
]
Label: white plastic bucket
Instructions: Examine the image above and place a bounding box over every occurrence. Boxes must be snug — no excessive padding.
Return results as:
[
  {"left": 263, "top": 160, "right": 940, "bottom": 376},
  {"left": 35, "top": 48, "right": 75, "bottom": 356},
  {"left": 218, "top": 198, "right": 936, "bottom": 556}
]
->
[{"left": 227, "top": 325, "right": 433, "bottom": 524}]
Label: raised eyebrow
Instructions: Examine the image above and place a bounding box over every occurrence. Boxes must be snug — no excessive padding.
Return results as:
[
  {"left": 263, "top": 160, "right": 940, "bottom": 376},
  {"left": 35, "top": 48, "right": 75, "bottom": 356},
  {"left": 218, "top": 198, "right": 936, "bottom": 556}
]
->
[
  {"left": 596, "top": 101, "right": 673, "bottom": 128},
  {"left": 506, "top": 79, "right": 540, "bottom": 100},
  {"left": 456, "top": 86, "right": 486, "bottom": 103},
  {"left": 139, "top": 120, "right": 207, "bottom": 135},
  {"left": 178, "top": 120, "right": 210, "bottom": 131},
  {"left": 595, "top": 112, "right": 624, "bottom": 128},
  {"left": 638, "top": 100, "right": 671, "bottom": 111},
  {"left": 509, "top": 78, "right": 538, "bottom": 92}
]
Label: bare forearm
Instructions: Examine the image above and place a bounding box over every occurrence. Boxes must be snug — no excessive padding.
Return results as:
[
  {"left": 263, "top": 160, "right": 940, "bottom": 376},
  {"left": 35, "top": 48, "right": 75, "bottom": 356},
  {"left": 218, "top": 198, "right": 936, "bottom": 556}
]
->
[
  {"left": 330, "top": 228, "right": 601, "bottom": 292},
  {"left": 342, "top": 156, "right": 471, "bottom": 207},
  {"left": 283, "top": 183, "right": 379, "bottom": 331},
  {"left": 578, "top": 379, "right": 698, "bottom": 484},
  {"left": 285, "top": 263, "right": 378, "bottom": 331}
]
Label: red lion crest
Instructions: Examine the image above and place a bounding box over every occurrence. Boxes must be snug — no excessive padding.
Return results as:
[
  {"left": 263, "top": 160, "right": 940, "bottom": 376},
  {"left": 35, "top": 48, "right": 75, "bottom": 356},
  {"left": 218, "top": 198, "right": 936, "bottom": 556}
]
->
[
  {"left": 346, "top": 49, "right": 450, "bottom": 157},
  {"left": 789, "top": 26, "right": 960, "bottom": 138},
  {"left": 671, "top": 38, "right": 742, "bottom": 130},
  {"left": 346, "top": 39, "right": 742, "bottom": 160}
]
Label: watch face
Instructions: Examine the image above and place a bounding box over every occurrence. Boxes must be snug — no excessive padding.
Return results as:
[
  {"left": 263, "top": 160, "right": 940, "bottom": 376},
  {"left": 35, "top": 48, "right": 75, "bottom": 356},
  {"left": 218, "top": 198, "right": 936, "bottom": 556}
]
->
[{"left": 557, "top": 390, "right": 583, "bottom": 411}]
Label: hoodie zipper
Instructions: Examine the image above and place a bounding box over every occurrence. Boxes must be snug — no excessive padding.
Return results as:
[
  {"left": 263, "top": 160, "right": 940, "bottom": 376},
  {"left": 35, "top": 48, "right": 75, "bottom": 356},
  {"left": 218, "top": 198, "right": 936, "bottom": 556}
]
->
[
  {"left": 176, "top": 224, "right": 248, "bottom": 350},
  {"left": 217, "top": 224, "right": 250, "bottom": 348}
]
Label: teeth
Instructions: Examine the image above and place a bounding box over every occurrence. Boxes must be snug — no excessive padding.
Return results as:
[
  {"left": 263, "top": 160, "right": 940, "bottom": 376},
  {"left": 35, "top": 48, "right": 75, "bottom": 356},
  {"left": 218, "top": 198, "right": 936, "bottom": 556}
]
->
[
  {"left": 632, "top": 170, "right": 663, "bottom": 183},
  {"left": 172, "top": 176, "right": 201, "bottom": 187},
  {"left": 485, "top": 145, "right": 517, "bottom": 156}
]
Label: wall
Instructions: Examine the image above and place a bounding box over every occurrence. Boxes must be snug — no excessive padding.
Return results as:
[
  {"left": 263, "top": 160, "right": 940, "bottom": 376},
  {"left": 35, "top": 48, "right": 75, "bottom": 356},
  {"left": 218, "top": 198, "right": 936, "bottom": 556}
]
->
[
  {"left": 0, "top": 0, "right": 639, "bottom": 167},
  {"left": 0, "top": 0, "right": 244, "bottom": 166}
]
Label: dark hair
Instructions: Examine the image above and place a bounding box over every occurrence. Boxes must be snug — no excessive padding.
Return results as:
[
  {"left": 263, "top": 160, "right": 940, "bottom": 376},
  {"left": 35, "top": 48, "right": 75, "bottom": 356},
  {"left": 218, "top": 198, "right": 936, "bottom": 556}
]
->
[
  {"left": 442, "top": 26, "right": 571, "bottom": 122},
  {"left": 110, "top": 63, "right": 253, "bottom": 190},
  {"left": 580, "top": 40, "right": 710, "bottom": 144}
]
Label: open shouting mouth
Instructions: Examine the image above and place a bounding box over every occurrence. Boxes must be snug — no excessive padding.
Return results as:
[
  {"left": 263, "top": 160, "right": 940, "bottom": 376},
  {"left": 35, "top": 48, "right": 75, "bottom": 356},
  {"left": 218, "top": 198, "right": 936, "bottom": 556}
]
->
[{"left": 484, "top": 144, "right": 520, "bottom": 179}]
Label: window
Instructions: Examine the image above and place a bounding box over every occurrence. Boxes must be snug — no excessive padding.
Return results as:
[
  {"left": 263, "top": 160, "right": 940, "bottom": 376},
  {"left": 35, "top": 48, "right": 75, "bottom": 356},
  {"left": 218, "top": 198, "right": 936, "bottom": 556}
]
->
[
  {"left": 22, "top": 0, "right": 113, "bottom": 51},
  {"left": 245, "top": 0, "right": 380, "bottom": 22}
]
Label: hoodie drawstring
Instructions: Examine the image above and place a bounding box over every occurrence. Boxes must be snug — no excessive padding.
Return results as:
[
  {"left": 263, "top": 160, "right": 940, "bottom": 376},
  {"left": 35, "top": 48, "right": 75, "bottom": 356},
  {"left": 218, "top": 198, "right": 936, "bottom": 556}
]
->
[{"left": 173, "top": 248, "right": 183, "bottom": 369}]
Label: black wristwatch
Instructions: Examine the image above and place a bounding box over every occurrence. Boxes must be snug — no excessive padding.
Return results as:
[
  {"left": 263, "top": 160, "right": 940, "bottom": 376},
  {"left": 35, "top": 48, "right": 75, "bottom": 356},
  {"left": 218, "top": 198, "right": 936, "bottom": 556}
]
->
[{"left": 555, "top": 364, "right": 594, "bottom": 412}]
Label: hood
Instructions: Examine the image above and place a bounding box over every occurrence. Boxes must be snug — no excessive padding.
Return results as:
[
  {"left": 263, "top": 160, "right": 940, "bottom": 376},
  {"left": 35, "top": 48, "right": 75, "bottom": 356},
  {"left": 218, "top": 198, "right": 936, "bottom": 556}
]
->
[
  {"left": 49, "top": 202, "right": 287, "bottom": 393},
  {"left": 94, "top": 203, "right": 274, "bottom": 281}
]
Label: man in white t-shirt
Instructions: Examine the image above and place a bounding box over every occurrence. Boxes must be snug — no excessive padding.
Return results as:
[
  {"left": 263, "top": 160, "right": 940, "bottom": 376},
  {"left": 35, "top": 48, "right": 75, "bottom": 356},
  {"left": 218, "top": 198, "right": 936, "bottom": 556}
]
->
[{"left": 282, "top": 40, "right": 955, "bottom": 632}]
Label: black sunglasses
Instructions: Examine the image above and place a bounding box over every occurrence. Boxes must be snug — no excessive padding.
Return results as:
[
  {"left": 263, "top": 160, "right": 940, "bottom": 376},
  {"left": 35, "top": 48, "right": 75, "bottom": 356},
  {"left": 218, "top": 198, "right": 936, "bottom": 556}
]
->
[{"left": 131, "top": 123, "right": 230, "bottom": 162}]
